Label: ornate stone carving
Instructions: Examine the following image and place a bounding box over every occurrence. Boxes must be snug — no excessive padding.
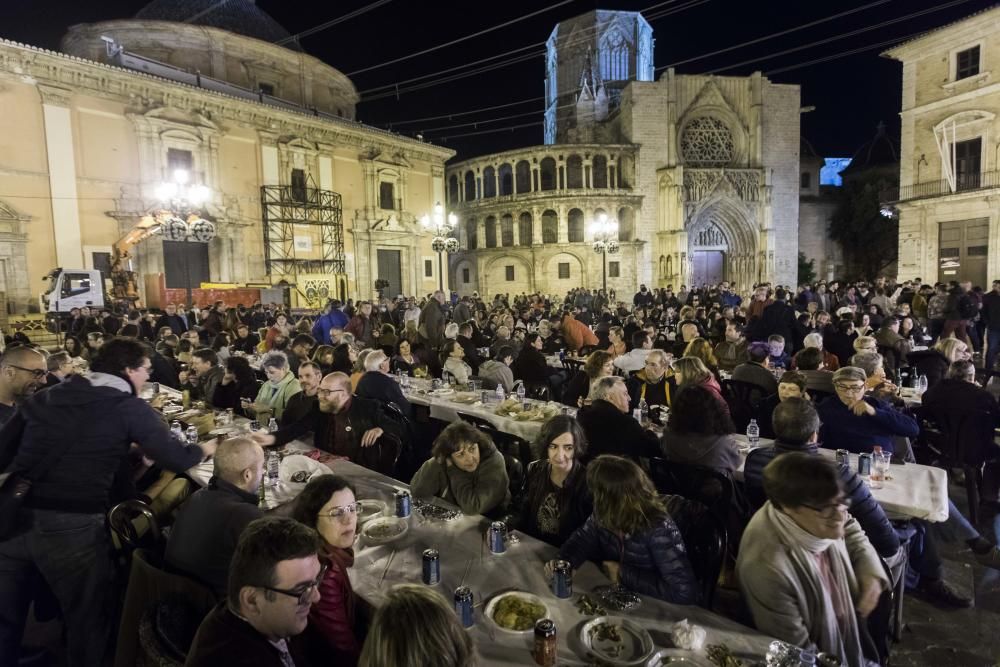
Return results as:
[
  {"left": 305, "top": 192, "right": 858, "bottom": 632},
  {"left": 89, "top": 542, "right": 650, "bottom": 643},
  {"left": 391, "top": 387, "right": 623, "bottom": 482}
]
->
[
  {"left": 693, "top": 224, "right": 725, "bottom": 247},
  {"left": 36, "top": 83, "right": 73, "bottom": 106},
  {"left": 725, "top": 170, "right": 760, "bottom": 201},
  {"left": 680, "top": 117, "right": 734, "bottom": 167},
  {"left": 682, "top": 169, "right": 724, "bottom": 203}
]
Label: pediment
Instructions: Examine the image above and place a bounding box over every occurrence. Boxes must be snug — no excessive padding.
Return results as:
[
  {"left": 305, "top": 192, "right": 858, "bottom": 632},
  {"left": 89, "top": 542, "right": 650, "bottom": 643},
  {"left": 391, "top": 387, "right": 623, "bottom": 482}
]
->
[
  {"left": 680, "top": 79, "right": 746, "bottom": 129},
  {"left": 0, "top": 201, "right": 30, "bottom": 222}
]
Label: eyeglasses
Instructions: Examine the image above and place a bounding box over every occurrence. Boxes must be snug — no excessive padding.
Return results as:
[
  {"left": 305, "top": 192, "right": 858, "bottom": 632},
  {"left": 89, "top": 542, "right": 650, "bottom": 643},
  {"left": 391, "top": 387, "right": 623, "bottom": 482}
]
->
[
  {"left": 6, "top": 365, "right": 47, "bottom": 379},
  {"left": 802, "top": 497, "right": 852, "bottom": 519},
  {"left": 834, "top": 383, "right": 865, "bottom": 393},
  {"left": 319, "top": 502, "right": 361, "bottom": 521},
  {"left": 260, "top": 563, "right": 328, "bottom": 606},
  {"left": 317, "top": 388, "right": 348, "bottom": 397}
]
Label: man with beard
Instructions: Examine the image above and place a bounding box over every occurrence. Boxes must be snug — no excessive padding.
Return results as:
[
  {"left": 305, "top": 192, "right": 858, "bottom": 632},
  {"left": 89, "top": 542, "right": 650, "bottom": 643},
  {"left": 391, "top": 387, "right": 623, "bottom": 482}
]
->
[
  {"left": 255, "top": 372, "right": 401, "bottom": 475},
  {"left": 281, "top": 361, "right": 323, "bottom": 426},
  {"left": 0, "top": 347, "right": 47, "bottom": 425}
]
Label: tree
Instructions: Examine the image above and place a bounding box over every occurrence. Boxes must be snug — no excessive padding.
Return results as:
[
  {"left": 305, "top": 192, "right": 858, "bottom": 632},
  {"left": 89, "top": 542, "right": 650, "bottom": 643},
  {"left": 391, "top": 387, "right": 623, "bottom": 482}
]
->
[
  {"left": 797, "top": 252, "right": 817, "bottom": 285},
  {"left": 829, "top": 172, "right": 898, "bottom": 281}
]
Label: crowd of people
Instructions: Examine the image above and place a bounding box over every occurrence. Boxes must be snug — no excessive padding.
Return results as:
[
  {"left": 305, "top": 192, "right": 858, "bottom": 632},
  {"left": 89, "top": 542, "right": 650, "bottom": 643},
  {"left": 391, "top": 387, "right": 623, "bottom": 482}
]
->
[{"left": 0, "top": 273, "right": 998, "bottom": 666}]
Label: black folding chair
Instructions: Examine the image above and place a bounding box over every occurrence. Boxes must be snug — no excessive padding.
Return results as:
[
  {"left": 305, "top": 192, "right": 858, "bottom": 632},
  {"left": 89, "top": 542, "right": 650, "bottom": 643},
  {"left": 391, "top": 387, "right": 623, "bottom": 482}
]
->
[
  {"left": 721, "top": 379, "right": 768, "bottom": 432},
  {"left": 663, "top": 494, "right": 727, "bottom": 610}
]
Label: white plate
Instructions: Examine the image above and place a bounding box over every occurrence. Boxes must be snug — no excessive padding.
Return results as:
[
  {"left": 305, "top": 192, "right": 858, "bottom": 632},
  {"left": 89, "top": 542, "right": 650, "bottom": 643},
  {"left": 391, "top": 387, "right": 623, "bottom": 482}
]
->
[
  {"left": 279, "top": 455, "right": 332, "bottom": 484},
  {"left": 484, "top": 591, "right": 550, "bottom": 635},
  {"left": 209, "top": 426, "right": 240, "bottom": 436},
  {"left": 361, "top": 516, "right": 408, "bottom": 545},
  {"left": 579, "top": 616, "right": 655, "bottom": 666},
  {"left": 646, "top": 649, "right": 714, "bottom": 666},
  {"left": 357, "top": 499, "right": 386, "bottom": 525}
]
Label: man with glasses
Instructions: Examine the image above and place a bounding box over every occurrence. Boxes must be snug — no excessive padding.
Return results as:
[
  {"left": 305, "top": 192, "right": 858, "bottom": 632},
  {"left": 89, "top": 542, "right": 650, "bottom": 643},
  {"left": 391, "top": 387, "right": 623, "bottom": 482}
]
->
[
  {"left": 186, "top": 517, "right": 323, "bottom": 666},
  {"left": 626, "top": 349, "right": 674, "bottom": 410},
  {"left": 255, "top": 372, "right": 401, "bottom": 475},
  {"left": 817, "top": 366, "right": 918, "bottom": 456},
  {"left": 166, "top": 437, "right": 265, "bottom": 598},
  {"left": 0, "top": 339, "right": 214, "bottom": 665},
  {"left": 0, "top": 347, "right": 47, "bottom": 425}
]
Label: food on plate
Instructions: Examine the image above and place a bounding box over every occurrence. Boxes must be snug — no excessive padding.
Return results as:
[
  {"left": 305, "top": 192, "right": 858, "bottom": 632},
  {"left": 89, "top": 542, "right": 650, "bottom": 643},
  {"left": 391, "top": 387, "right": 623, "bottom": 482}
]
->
[
  {"left": 575, "top": 594, "right": 607, "bottom": 616},
  {"left": 364, "top": 520, "right": 405, "bottom": 540},
  {"left": 491, "top": 595, "right": 547, "bottom": 631},
  {"left": 705, "top": 644, "right": 743, "bottom": 667},
  {"left": 588, "top": 621, "right": 625, "bottom": 657}
]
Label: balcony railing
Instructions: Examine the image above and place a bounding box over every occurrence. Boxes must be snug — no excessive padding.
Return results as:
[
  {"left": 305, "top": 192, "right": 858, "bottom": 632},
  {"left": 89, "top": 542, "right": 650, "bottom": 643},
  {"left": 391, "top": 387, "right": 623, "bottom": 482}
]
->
[{"left": 880, "top": 170, "right": 1000, "bottom": 204}]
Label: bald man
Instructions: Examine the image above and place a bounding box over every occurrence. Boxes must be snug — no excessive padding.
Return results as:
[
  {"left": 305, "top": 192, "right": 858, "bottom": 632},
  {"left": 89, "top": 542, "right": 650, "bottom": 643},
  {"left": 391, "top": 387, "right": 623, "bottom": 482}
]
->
[
  {"left": 165, "top": 437, "right": 265, "bottom": 597},
  {"left": 254, "top": 372, "right": 402, "bottom": 475},
  {"left": 0, "top": 346, "right": 47, "bottom": 424}
]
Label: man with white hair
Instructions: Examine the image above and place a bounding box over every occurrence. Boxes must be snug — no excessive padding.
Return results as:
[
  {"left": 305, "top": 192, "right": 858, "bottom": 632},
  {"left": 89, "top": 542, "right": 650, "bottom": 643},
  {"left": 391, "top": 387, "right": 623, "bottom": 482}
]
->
[
  {"left": 356, "top": 349, "right": 411, "bottom": 416},
  {"left": 576, "top": 376, "right": 659, "bottom": 463},
  {"left": 166, "top": 437, "right": 265, "bottom": 597},
  {"left": 798, "top": 331, "right": 840, "bottom": 371}
]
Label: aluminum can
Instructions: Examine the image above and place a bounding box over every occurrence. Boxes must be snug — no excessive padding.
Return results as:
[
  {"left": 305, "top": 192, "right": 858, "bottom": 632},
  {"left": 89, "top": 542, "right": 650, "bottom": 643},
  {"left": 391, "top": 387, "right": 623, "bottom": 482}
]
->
[
  {"left": 858, "top": 453, "right": 872, "bottom": 477},
  {"left": 835, "top": 449, "right": 850, "bottom": 467},
  {"left": 395, "top": 490, "right": 412, "bottom": 518},
  {"left": 422, "top": 549, "right": 440, "bottom": 585},
  {"left": 454, "top": 586, "right": 474, "bottom": 628},
  {"left": 185, "top": 425, "right": 199, "bottom": 446},
  {"left": 551, "top": 560, "right": 572, "bottom": 598},
  {"left": 533, "top": 618, "right": 557, "bottom": 666},
  {"left": 488, "top": 521, "right": 507, "bottom": 555}
]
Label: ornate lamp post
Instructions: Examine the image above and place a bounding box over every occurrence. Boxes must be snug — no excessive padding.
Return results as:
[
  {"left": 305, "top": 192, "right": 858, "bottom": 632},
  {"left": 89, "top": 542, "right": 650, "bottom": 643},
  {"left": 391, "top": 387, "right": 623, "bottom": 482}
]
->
[
  {"left": 154, "top": 169, "right": 215, "bottom": 307},
  {"left": 589, "top": 213, "right": 619, "bottom": 292},
  {"left": 420, "top": 201, "right": 459, "bottom": 292}
]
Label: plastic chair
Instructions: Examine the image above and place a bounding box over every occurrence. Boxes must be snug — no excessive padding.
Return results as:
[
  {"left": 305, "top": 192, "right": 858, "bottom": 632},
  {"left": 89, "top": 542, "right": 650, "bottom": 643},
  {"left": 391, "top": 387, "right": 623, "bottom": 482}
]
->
[{"left": 663, "top": 494, "right": 727, "bottom": 609}]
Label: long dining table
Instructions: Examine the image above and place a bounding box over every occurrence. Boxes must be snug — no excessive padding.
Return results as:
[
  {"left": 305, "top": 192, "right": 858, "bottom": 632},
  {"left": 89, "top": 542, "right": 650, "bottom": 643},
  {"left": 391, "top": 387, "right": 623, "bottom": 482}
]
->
[{"left": 189, "top": 440, "right": 776, "bottom": 666}]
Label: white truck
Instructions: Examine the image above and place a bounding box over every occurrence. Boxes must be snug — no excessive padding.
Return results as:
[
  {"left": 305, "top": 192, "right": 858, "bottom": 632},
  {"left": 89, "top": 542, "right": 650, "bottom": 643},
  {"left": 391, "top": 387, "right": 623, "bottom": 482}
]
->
[{"left": 41, "top": 268, "right": 106, "bottom": 315}]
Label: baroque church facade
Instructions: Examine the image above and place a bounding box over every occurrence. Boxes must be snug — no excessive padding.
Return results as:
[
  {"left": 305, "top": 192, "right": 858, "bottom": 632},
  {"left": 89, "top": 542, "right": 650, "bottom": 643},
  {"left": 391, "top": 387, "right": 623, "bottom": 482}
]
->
[
  {"left": 446, "top": 10, "right": 801, "bottom": 297},
  {"left": 0, "top": 0, "right": 453, "bottom": 313}
]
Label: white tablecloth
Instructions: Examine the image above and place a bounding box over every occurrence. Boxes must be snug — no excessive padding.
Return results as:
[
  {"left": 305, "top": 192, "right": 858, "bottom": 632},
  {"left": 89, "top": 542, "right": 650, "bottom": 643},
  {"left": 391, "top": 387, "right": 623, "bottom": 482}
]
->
[{"left": 733, "top": 435, "right": 949, "bottom": 523}]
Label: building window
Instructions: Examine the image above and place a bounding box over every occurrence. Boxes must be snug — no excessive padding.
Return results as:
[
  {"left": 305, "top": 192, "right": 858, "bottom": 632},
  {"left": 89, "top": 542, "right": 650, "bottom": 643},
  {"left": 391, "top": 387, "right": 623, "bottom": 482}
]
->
[
  {"left": 955, "top": 137, "right": 982, "bottom": 190},
  {"left": 291, "top": 168, "right": 307, "bottom": 202},
  {"left": 462, "top": 268, "right": 470, "bottom": 283},
  {"left": 955, "top": 45, "right": 980, "bottom": 80},
  {"left": 167, "top": 148, "right": 193, "bottom": 174},
  {"left": 609, "top": 261, "right": 620, "bottom": 278},
  {"left": 680, "top": 117, "right": 735, "bottom": 167},
  {"left": 558, "top": 263, "right": 570, "bottom": 279},
  {"left": 259, "top": 82, "right": 275, "bottom": 95},
  {"left": 505, "top": 265, "right": 515, "bottom": 281},
  {"left": 379, "top": 182, "right": 395, "bottom": 210},
  {"left": 801, "top": 172, "right": 812, "bottom": 189},
  {"left": 424, "top": 259, "right": 433, "bottom": 278}
]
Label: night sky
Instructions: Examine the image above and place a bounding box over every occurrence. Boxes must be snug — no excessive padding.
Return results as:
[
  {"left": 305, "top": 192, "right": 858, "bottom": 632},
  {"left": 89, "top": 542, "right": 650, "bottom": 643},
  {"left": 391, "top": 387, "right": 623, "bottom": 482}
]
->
[{"left": 0, "top": 0, "right": 992, "bottom": 161}]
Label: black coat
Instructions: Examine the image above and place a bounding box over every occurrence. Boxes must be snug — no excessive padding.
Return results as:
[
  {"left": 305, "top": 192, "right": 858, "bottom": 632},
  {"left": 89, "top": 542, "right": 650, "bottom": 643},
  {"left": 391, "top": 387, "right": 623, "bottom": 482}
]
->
[
  {"left": 576, "top": 399, "right": 660, "bottom": 464},
  {"left": 906, "top": 349, "right": 950, "bottom": 390},
  {"left": 511, "top": 346, "right": 553, "bottom": 386},
  {"left": 750, "top": 299, "right": 798, "bottom": 348},
  {"left": 355, "top": 371, "right": 412, "bottom": 417},
  {"left": 186, "top": 603, "right": 318, "bottom": 667},
  {"left": 515, "top": 460, "right": 592, "bottom": 546}
]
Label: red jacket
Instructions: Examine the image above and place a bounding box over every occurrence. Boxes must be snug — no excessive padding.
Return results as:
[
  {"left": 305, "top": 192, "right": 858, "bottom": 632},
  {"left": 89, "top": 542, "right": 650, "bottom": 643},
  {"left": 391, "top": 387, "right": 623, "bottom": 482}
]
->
[
  {"left": 561, "top": 315, "right": 599, "bottom": 352},
  {"left": 309, "top": 543, "right": 360, "bottom": 665}
]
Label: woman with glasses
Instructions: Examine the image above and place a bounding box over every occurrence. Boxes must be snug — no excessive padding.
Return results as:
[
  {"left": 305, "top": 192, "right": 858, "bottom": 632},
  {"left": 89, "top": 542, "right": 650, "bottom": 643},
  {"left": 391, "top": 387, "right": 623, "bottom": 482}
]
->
[
  {"left": 738, "top": 452, "right": 888, "bottom": 667},
  {"left": 292, "top": 475, "right": 365, "bottom": 664}
]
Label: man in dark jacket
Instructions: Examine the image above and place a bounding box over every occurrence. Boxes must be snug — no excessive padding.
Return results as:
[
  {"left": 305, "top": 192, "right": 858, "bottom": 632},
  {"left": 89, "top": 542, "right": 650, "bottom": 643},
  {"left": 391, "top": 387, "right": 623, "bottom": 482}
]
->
[
  {"left": 817, "top": 366, "right": 919, "bottom": 455},
  {"left": 185, "top": 517, "right": 322, "bottom": 667},
  {"left": 749, "top": 287, "right": 799, "bottom": 350},
  {"left": 511, "top": 333, "right": 562, "bottom": 391},
  {"left": 282, "top": 362, "right": 321, "bottom": 427},
  {"left": 456, "top": 322, "right": 482, "bottom": 375},
  {"left": 231, "top": 323, "right": 261, "bottom": 355},
  {"left": 419, "top": 290, "right": 447, "bottom": 352},
  {"left": 0, "top": 339, "right": 212, "bottom": 666},
  {"left": 154, "top": 303, "right": 188, "bottom": 335},
  {"left": 744, "top": 399, "right": 970, "bottom": 607},
  {"left": 731, "top": 342, "right": 779, "bottom": 396},
  {"left": 257, "top": 372, "right": 402, "bottom": 475},
  {"left": 983, "top": 280, "right": 1000, "bottom": 370},
  {"left": 165, "top": 437, "right": 264, "bottom": 597},
  {"left": 0, "top": 347, "right": 47, "bottom": 425},
  {"left": 180, "top": 348, "right": 225, "bottom": 405},
  {"left": 576, "top": 376, "right": 660, "bottom": 463}
]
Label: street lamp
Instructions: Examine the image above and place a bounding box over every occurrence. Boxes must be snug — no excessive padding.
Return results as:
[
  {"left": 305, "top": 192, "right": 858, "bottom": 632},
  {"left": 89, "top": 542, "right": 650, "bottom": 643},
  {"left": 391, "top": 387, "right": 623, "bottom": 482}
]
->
[
  {"left": 589, "top": 213, "right": 619, "bottom": 292},
  {"left": 154, "top": 169, "right": 216, "bottom": 308},
  {"left": 420, "top": 201, "right": 459, "bottom": 292}
]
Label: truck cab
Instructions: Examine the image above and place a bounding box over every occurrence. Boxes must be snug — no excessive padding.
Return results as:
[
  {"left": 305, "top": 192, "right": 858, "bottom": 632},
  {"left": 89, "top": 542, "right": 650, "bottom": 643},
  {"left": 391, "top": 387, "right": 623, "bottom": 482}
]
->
[{"left": 42, "top": 268, "right": 106, "bottom": 314}]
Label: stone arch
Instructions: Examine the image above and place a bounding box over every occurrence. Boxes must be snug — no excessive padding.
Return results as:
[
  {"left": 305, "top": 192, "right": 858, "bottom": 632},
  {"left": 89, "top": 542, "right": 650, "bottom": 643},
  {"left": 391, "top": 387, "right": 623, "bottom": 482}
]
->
[
  {"left": 686, "top": 194, "right": 758, "bottom": 291},
  {"left": 498, "top": 163, "right": 513, "bottom": 196},
  {"left": 465, "top": 217, "right": 478, "bottom": 250},
  {"left": 464, "top": 171, "right": 476, "bottom": 201},
  {"left": 566, "top": 155, "right": 584, "bottom": 189},
  {"left": 546, "top": 252, "right": 586, "bottom": 292},
  {"left": 540, "top": 157, "right": 557, "bottom": 191},
  {"left": 518, "top": 212, "right": 533, "bottom": 247},
  {"left": 485, "top": 215, "right": 498, "bottom": 248},
  {"left": 617, "top": 206, "right": 635, "bottom": 241},
  {"left": 542, "top": 210, "right": 558, "bottom": 244},
  {"left": 515, "top": 160, "right": 531, "bottom": 193},
  {"left": 592, "top": 155, "right": 608, "bottom": 188},
  {"left": 448, "top": 174, "right": 459, "bottom": 204},
  {"left": 677, "top": 88, "right": 750, "bottom": 168},
  {"left": 484, "top": 253, "right": 533, "bottom": 295},
  {"left": 568, "top": 208, "right": 585, "bottom": 243},
  {"left": 483, "top": 166, "right": 496, "bottom": 198}
]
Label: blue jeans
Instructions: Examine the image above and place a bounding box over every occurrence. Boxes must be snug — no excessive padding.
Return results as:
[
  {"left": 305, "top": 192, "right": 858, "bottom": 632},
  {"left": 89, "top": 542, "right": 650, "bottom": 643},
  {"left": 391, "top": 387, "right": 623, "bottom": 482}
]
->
[
  {"left": 928, "top": 499, "right": 980, "bottom": 543},
  {"left": 0, "top": 509, "right": 114, "bottom": 667},
  {"left": 986, "top": 328, "right": 1000, "bottom": 371}
]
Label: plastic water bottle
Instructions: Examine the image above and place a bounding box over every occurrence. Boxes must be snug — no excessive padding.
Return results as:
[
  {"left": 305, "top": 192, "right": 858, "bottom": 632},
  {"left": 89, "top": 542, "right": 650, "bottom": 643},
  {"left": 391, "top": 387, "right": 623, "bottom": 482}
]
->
[
  {"left": 516, "top": 382, "right": 526, "bottom": 404},
  {"left": 266, "top": 450, "right": 280, "bottom": 488},
  {"left": 268, "top": 417, "right": 279, "bottom": 433},
  {"left": 495, "top": 384, "right": 506, "bottom": 402},
  {"left": 170, "top": 420, "right": 184, "bottom": 441},
  {"left": 442, "top": 369, "right": 451, "bottom": 386},
  {"left": 638, "top": 397, "right": 649, "bottom": 425},
  {"left": 746, "top": 419, "right": 760, "bottom": 447},
  {"left": 916, "top": 374, "right": 928, "bottom": 395}
]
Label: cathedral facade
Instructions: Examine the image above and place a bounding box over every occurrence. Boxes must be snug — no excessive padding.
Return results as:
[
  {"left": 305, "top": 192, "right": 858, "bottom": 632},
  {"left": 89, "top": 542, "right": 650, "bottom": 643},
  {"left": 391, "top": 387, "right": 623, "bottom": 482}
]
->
[{"left": 446, "top": 10, "right": 801, "bottom": 298}]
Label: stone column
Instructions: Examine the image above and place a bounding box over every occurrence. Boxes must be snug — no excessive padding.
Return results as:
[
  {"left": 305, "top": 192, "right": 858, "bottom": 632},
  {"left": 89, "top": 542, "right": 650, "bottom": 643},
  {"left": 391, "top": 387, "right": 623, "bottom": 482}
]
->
[
  {"left": 38, "top": 84, "right": 83, "bottom": 268},
  {"left": 583, "top": 160, "right": 592, "bottom": 189},
  {"left": 532, "top": 207, "right": 543, "bottom": 245},
  {"left": 558, "top": 206, "right": 568, "bottom": 243}
]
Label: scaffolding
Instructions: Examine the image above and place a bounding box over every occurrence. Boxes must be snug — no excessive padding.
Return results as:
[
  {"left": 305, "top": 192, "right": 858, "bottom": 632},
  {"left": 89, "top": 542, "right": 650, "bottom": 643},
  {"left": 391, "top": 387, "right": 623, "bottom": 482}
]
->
[{"left": 261, "top": 185, "right": 345, "bottom": 280}]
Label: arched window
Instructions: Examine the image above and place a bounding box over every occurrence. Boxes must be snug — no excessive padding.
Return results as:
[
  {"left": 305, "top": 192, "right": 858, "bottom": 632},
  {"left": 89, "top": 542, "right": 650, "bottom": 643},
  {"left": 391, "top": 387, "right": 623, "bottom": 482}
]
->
[
  {"left": 501, "top": 214, "right": 514, "bottom": 247},
  {"left": 618, "top": 207, "right": 634, "bottom": 242},
  {"left": 519, "top": 212, "right": 533, "bottom": 246},
  {"left": 485, "top": 216, "right": 497, "bottom": 248},
  {"left": 542, "top": 210, "right": 558, "bottom": 243},
  {"left": 465, "top": 218, "right": 478, "bottom": 250},
  {"left": 498, "top": 164, "right": 513, "bottom": 196},
  {"left": 448, "top": 175, "right": 459, "bottom": 204},
  {"left": 680, "top": 117, "right": 736, "bottom": 167},
  {"left": 483, "top": 166, "right": 496, "bottom": 198},
  {"left": 464, "top": 172, "right": 476, "bottom": 201},
  {"left": 592, "top": 155, "right": 608, "bottom": 188},
  {"left": 600, "top": 29, "right": 629, "bottom": 81},
  {"left": 515, "top": 160, "right": 531, "bottom": 193},
  {"left": 540, "top": 157, "right": 556, "bottom": 191},
  {"left": 566, "top": 155, "right": 583, "bottom": 189},
  {"left": 568, "top": 208, "right": 584, "bottom": 242}
]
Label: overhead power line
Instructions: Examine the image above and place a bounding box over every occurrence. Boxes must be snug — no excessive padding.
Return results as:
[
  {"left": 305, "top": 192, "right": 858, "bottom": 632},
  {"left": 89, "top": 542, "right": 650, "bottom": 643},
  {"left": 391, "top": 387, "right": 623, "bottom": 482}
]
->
[{"left": 275, "top": 0, "right": 395, "bottom": 45}]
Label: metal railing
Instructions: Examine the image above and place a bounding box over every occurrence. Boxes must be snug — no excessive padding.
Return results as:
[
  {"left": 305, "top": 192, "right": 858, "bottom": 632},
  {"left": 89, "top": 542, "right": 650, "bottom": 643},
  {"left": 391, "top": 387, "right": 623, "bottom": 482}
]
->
[{"left": 880, "top": 170, "right": 1000, "bottom": 203}]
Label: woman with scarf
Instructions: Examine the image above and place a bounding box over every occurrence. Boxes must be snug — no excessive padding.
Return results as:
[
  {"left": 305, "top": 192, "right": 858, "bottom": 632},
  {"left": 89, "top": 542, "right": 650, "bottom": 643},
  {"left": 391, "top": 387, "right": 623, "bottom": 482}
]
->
[{"left": 737, "top": 452, "right": 887, "bottom": 667}]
